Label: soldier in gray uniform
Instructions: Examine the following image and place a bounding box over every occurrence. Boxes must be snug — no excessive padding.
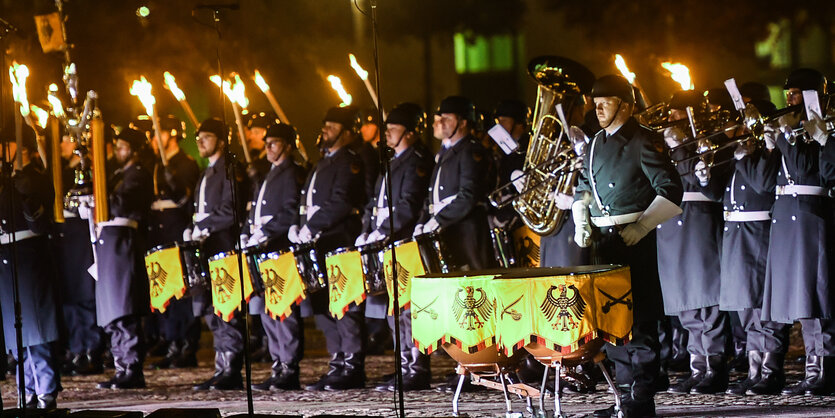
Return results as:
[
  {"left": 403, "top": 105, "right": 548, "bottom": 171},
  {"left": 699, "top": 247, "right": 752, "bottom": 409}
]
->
[{"left": 572, "top": 75, "right": 683, "bottom": 418}]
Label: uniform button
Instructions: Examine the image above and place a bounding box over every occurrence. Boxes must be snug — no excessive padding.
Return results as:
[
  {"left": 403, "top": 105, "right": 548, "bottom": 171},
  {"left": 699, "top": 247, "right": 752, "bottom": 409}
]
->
[
  {"left": 2, "top": 260, "right": 6, "bottom": 264},
  {"left": 739, "top": 205, "right": 745, "bottom": 210},
  {"left": 656, "top": 224, "right": 662, "bottom": 229},
  {"left": 439, "top": 186, "right": 444, "bottom": 190},
  {"left": 608, "top": 228, "right": 614, "bottom": 233},
  {"left": 724, "top": 226, "right": 729, "bottom": 231},
  {"left": 677, "top": 220, "right": 682, "bottom": 226},
  {"left": 99, "top": 239, "right": 104, "bottom": 244},
  {"left": 723, "top": 206, "right": 728, "bottom": 210},
  {"left": 1, "top": 220, "right": 5, "bottom": 224},
  {"left": 772, "top": 220, "right": 777, "bottom": 223},
  {"left": 740, "top": 185, "right": 746, "bottom": 190},
  {"left": 778, "top": 171, "right": 782, "bottom": 176},
  {"left": 725, "top": 187, "right": 730, "bottom": 192},
  {"left": 312, "top": 189, "right": 316, "bottom": 193},
  {"left": 608, "top": 183, "right": 615, "bottom": 188},
  {"left": 791, "top": 215, "right": 796, "bottom": 221},
  {"left": 605, "top": 205, "right": 610, "bottom": 210},
  {"left": 262, "top": 200, "right": 267, "bottom": 205},
  {"left": 775, "top": 195, "right": 780, "bottom": 200}
]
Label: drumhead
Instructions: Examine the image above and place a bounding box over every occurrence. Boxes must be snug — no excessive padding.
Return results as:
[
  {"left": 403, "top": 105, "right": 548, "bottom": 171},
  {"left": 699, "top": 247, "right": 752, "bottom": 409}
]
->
[
  {"left": 358, "top": 240, "right": 387, "bottom": 253},
  {"left": 392, "top": 238, "right": 414, "bottom": 248},
  {"left": 415, "top": 264, "right": 627, "bottom": 279},
  {"left": 145, "top": 243, "right": 177, "bottom": 257},
  {"left": 209, "top": 251, "right": 237, "bottom": 262},
  {"left": 325, "top": 246, "right": 354, "bottom": 259},
  {"left": 256, "top": 249, "right": 291, "bottom": 262}
]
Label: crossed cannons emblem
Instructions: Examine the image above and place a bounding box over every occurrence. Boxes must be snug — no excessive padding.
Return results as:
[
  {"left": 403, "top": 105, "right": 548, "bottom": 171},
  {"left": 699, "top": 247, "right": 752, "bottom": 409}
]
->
[{"left": 598, "top": 289, "right": 633, "bottom": 313}]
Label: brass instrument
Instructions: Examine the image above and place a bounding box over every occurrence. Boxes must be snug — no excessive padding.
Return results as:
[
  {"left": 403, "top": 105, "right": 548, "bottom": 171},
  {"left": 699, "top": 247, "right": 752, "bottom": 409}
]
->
[{"left": 489, "top": 56, "right": 592, "bottom": 236}]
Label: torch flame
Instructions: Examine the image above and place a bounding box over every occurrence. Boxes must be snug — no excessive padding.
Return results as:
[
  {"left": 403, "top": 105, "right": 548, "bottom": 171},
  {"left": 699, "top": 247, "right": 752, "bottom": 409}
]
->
[
  {"left": 231, "top": 73, "right": 249, "bottom": 109},
  {"left": 661, "top": 62, "right": 694, "bottom": 90},
  {"left": 129, "top": 76, "right": 156, "bottom": 117},
  {"left": 31, "top": 105, "right": 49, "bottom": 129},
  {"left": 47, "top": 83, "right": 66, "bottom": 119},
  {"left": 253, "top": 70, "right": 270, "bottom": 93},
  {"left": 327, "top": 75, "right": 352, "bottom": 107},
  {"left": 9, "top": 61, "right": 31, "bottom": 117},
  {"left": 348, "top": 54, "right": 368, "bottom": 81},
  {"left": 163, "top": 71, "right": 186, "bottom": 101},
  {"left": 614, "top": 54, "right": 636, "bottom": 85}
]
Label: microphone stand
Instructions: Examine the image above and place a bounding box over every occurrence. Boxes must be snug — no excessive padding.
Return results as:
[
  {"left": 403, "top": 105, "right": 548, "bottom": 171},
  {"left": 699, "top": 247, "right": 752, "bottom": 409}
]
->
[{"left": 201, "top": 5, "right": 254, "bottom": 416}]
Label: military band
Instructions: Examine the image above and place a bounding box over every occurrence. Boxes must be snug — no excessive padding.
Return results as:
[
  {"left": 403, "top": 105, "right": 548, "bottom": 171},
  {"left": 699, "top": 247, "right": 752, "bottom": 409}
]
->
[{"left": 2, "top": 61, "right": 834, "bottom": 418}]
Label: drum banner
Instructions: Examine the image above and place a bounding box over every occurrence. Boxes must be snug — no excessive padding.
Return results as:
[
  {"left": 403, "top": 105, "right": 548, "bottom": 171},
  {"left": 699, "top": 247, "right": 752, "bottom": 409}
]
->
[
  {"left": 513, "top": 226, "right": 541, "bottom": 268},
  {"left": 209, "top": 253, "right": 254, "bottom": 322},
  {"left": 411, "top": 275, "right": 499, "bottom": 355},
  {"left": 145, "top": 246, "right": 187, "bottom": 313},
  {"left": 384, "top": 241, "right": 425, "bottom": 315},
  {"left": 258, "top": 252, "right": 307, "bottom": 321},
  {"left": 326, "top": 250, "right": 366, "bottom": 319}
]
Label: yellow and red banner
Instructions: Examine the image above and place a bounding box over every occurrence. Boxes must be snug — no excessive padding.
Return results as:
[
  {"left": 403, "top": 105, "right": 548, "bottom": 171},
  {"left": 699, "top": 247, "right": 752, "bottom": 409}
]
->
[
  {"left": 384, "top": 240, "right": 425, "bottom": 315},
  {"left": 257, "top": 252, "right": 307, "bottom": 321},
  {"left": 326, "top": 250, "right": 366, "bottom": 319},
  {"left": 145, "top": 246, "right": 187, "bottom": 313},
  {"left": 208, "top": 252, "right": 254, "bottom": 322},
  {"left": 513, "top": 226, "right": 541, "bottom": 268},
  {"left": 34, "top": 13, "right": 66, "bottom": 53}
]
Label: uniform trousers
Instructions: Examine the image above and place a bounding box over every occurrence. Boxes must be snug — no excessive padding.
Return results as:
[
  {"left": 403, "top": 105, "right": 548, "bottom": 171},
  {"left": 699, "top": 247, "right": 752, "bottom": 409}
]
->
[
  {"left": 203, "top": 313, "right": 244, "bottom": 353},
  {"left": 63, "top": 300, "right": 103, "bottom": 355},
  {"left": 14, "top": 343, "right": 58, "bottom": 396},
  {"left": 678, "top": 305, "right": 728, "bottom": 356},
  {"left": 387, "top": 308, "right": 415, "bottom": 351},
  {"left": 260, "top": 305, "right": 303, "bottom": 364},
  {"left": 799, "top": 318, "right": 835, "bottom": 357},
  {"left": 104, "top": 315, "right": 144, "bottom": 368},
  {"left": 159, "top": 297, "right": 200, "bottom": 343},
  {"left": 736, "top": 308, "right": 789, "bottom": 353},
  {"left": 314, "top": 303, "right": 366, "bottom": 355}
]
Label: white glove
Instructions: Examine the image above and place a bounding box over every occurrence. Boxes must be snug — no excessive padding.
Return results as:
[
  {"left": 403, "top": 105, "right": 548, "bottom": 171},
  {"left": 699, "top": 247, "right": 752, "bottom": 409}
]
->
[
  {"left": 762, "top": 124, "right": 778, "bottom": 150},
  {"left": 423, "top": 217, "right": 440, "bottom": 233},
  {"left": 288, "top": 224, "right": 301, "bottom": 244},
  {"left": 510, "top": 169, "right": 525, "bottom": 193},
  {"left": 298, "top": 225, "right": 313, "bottom": 243},
  {"left": 246, "top": 229, "right": 266, "bottom": 247},
  {"left": 663, "top": 126, "right": 687, "bottom": 148},
  {"left": 367, "top": 229, "right": 385, "bottom": 243},
  {"left": 182, "top": 227, "right": 193, "bottom": 242},
  {"left": 571, "top": 199, "right": 592, "bottom": 248},
  {"left": 619, "top": 196, "right": 682, "bottom": 246},
  {"left": 554, "top": 192, "right": 574, "bottom": 211},
  {"left": 191, "top": 227, "right": 208, "bottom": 241},
  {"left": 734, "top": 142, "right": 753, "bottom": 160},
  {"left": 413, "top": 224, "right": 424, "bottom": 237},
  {"left": 354, "top": 233, "right": 368, "bottom": 247},
  {"left": 240, "top": 233, "right": 250, "bottom": 246},
  {"left": 803, "top": 111, "right": 828, "bottom": 146},
  {"left": 78, "top": 203, "right": 92, "bottom": 220},
  {"left": 694, "top": 160, "right": 709, "bottom": 186}
]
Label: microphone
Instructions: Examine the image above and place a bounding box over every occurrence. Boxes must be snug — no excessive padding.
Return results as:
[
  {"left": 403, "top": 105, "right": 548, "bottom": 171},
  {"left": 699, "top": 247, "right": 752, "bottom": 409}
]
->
[{"left": 194, "top": 3, "right": 240, "bottom": 10}]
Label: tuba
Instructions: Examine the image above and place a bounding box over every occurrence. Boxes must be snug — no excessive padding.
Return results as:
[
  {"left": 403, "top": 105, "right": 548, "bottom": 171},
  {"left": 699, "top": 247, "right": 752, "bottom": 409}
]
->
[{"left": 493, "top": 56, "right": 594, "bottom": 236}]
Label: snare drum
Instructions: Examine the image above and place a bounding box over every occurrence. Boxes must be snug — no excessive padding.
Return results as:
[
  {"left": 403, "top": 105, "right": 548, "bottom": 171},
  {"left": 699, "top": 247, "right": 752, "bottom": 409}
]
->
[
  {"left": 208, "top": 251, "right": 256, "bottom": 321},
  {"left": 359, "top": 240, "right": 387, "bottom": 296},
  {"left": 292, "top": 241, "right": 327, "bottom": 293},
  {"left": 179, "top": 240, "right": 210, "bottom": 292},
  {"left": 242, "top": 244, "right": 267, "bottom": 293},
  {"left": 414, "top": 230, "right": 458, "bottom": 274},
  {"left": 490, "top": 227, "right": 517, "bottom": 268},
  {"left": 145, "top": 243, "right": 189, "bottom": 311}
]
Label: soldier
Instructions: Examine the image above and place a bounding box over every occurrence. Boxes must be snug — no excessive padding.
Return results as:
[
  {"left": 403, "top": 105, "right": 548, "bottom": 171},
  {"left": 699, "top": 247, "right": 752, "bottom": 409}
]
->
[
  {"left": 414, "top": 96, "right": 493, "bottom": 271},
  {"left": 659, "top": 91, "right": 728, "bottom": 395},
  {"left": 245, "top": 111, "right": 276, "bottom": 186},
  {"left": 0, "top": 128, "right": 60, "bottom": 408},
  {"left": 94, "top": 127, "right": 154, "bottom": 389},
  {"left": 184, "top": 118, "right": 249, "bottom": 390},
  {"left": 289, "top": 107, "right": 366, "bottom": 391},
  {"left": 490, "top": 99, "right": 529, "bottom": 231},
  {"left": 243, "top": 123, "right": 307, "bottom": 390},
  {"left": 352, "top": 107, "right": 381, "bottom": 205},
  {"left": 146, "top": 116, "right": 201, "bottom": 369},
  {"left": 572, "top": 75, "right": 682, "bottom": 417},
  {"left": 758, "top": 69, "right": 834, "bottom": 396},
  {"left": 354, "top": 103, "right": 433, "bottom": 391}
]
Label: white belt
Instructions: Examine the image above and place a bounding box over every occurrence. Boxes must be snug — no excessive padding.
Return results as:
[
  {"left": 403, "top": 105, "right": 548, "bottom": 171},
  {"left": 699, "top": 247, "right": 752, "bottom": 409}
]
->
[
  {"left": 429, "top": 195, "right": 455, "bottom": 216},
  {"left": 723, "top": 211, "right": 771, "bottom": 222},
  {"left": 775, "top": 185, "right": 828, "bottom": 197},
  {"left": 682, "top": 192, "right": 713, "bottom": 202},
  {"left": 151, "top": 199, "right": 178, "bottom": 211},
  {"left": 591, "top": 211, "right": 643, "bottom": 227},
  {"left": 63, "top": 210, "right": 79, "bottom": 219},
  {"left": 98, "top": 217, "right": 139, "bottom": 229},
  {"left": 0, "top": 230, "right": 39, "bottom": 245}
]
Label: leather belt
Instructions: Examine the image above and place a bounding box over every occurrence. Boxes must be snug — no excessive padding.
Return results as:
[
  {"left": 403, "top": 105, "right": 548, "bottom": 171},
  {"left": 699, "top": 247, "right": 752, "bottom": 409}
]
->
[
  {"left": 591, "top": 211, "right": 643, "bottom": 227},
  {"left": 723, "top": 211, "right": 771, "bottom": 222},
  {"left": 98, "top": 217, "right": 139, "bottom": 229},
  {"left": 775, "top": 185, "right": 828, "bottom": 196},
  {"left": 0, "top": 230, "right": 38, "bottom": 245},
  {"left": 681, "top": 192, "right": 713, "bottom": 202},
  {"left": 151, "top": 199, "right": 178, "bottom": 211}
]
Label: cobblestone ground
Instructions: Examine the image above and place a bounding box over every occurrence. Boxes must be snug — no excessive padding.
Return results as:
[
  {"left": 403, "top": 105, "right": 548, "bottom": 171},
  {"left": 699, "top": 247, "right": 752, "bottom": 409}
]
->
[{"left": 2, "top": 324, "right": 834, "bottom": 417}]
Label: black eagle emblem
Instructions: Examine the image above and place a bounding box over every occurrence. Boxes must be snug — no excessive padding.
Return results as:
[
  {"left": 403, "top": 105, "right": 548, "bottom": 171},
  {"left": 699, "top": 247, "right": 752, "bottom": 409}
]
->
[
  {"left": 211, "top": 267, "right": 237, "bottom": 304},
  {"left": 452, "top": 286, "right": 493, "bottom": 331},
  {"left": 541, "top": 284, "right": 586, "bottom": 331},
  {"left": 386, "top": 260, "right": 410, "bottom": 297},
  {"left": 147, "top": 261, "right": 167, "bottom": 298},
  {"left": 517, "top": 237, "right": 540, "bottom": 267},
  {"left": 261, "top": 268, "right": 286, "bottom": 305},
  {"left": 329, "top": 265, "right": 349, "bottom": 302}
]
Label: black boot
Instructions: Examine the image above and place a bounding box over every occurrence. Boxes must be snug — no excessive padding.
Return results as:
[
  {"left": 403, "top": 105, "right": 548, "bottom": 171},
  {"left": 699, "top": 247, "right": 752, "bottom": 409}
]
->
[
  {"left": 324, "top": 352, "right": 365, "bottom": 390},
  {"left": 74, "top": 350, "right": 104, "bottom": 375},
  {"left": 209, "top": 351, "right": 243, "bottom": 390},
  {"left": 669, "top": 325, "right": 690, "bottom": 372},
  {"left": 593, "top": 385, "right": 630, "bottom": 417},
  {"left": 254, "top": 360, "right": 282, "bottom": 391},
  {"left": 781, "top": 355, "right": 832, "bottom": 395},
  {"left": 668, "top": 354, "right": 706, "bottom": 394},
  {"left": 305, "top": 353, "right": 343, "bottom": 391},
  {"left": 729, "top": 340, "right": 749, "bottom": 373},
  {"left": 747, "top": 351, "right": 785, "bottom": 395},
  {"left": 193, "top": 351, "right": 234, "bottom": 390},
  {"left": 727, "top": 350, "right": 762, "bottom": 395},
  {"left": 111, "top": 362, "right": 146, "bottom": 389},
  {"left": 375, "top": 351, "right": 409, "bottom": 392},
  {"left": 273, "top": 362, "right": 301, "bottom": 390},
  {"left": 692, "top": 355, "right": 728, "bottom": 394},
  {"left": 403, "top": 347, "right": 431, "bottom": 391},
  {"left": 151, "top": 340, "right": 181, "bottom": 369},
  {"left": 36, "top": 392, "right": 57, "bottom": 410},
  {"left": 173, "top": 339, "right": 198, "bottom": 368}
]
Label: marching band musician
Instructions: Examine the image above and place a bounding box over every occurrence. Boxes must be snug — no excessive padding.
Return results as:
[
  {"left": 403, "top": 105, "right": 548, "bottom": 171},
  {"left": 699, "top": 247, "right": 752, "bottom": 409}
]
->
[
  {"left": 290, "top": 107, "right": 367, "bottom": 391},
  {"left": 572, "top": 75, "right": 683, "bottom": 418},
  {"left": 245, "top": 112, "right": 276, "bottom": 186},
  {"left": 0, "top": 128, "right": 60, "bottom": 408},
  {"left": 414, "top": 96, "right": 493, "bottom": 270},
  {"left": 146, "top": 116, "right": 201, "bottom": 369},
  {"left": 490, "top": 99, "right": 530, "bottom": 231},
  {"left": 243, "top": 123, "right": 307, "bottom": 391},
  {"left": 695, "top": 98, "right": 792, "bottom": 397},
  {"left": 354, "top": 103, "right": 434, "bottom": 392},
  {"left": 353, "top": 107, "right": 381, "bottom": 207},
  {"left": 185, "top": 118, "right": 249, "bottom": 391},
  {"left": 757, "top": 68, "right": 835, "bottom": 396},
  {"left": 659, "top": 91, "right": 728, "bottom": 395},
  {"left": 94, "top": 127, "right": 154, "bottom": 389}
]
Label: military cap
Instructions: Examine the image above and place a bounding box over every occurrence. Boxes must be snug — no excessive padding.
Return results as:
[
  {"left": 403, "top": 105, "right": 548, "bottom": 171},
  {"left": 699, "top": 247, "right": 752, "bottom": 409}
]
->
[
  {"left": 385, "top": 102, "right": 426, "bottom": 133},
  {"left": 115, "top": 127, "right": 147, "bottom": 151},
  {"left": 323, "top": 105, "right": 361, "bottom": 131},
  {"left": 784, "top": 68, "right": 828, "bottom": 94},
  {"left": 668, "top": 90, "right": 707, "bottom": 111},
  {"left": 435, "top": 95, "right": 476, "bottom": 122},
  {"left": 197, "top": 118, "right": 228, "bottom": 140},
  {"left": 264, "top": 123, "right": 297, "bottom": 148},
  {"left": 739, "top": 82, "right": 771, "bottom": 103},
  {"left": 590, "top": 75, "right": 635, "bottom": 104},
  {"left": 494, "top": 99, "right": 531, "bottom": 125}
]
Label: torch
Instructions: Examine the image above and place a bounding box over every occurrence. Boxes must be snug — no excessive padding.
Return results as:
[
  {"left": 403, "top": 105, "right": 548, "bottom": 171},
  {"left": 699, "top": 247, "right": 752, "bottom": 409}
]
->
[
  {"left": 47, "top": 83, "right": 66, "bottom": 223},
  {"left": 130, "top": 76, "right": 167, "bottom": 166},
  {"left": 326, "top": 75, "right": 353, "bottom": 107},
  {"left": 211, "top": 74, "right": 252, "bottom": 163},
  {"left": 614, "top": 54, "right": 651, "bottom": 106},
  {"left": 9, "top": 62, "right": 30, "bottom": 169},
  {"left": 349, "top": 54, "right": 384, "bottom": 118},
  {"left": 29, "top": 105, "right": 51, "bottom": 167},
  {"left": 253, "top": 70, "right": 290, "bottom": 124},
  {"left": 163, "top": 72, "right": 200, "bottom": 128},
  {"left": 661, "top": 62, "right": 695, "bottom": 91}
]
